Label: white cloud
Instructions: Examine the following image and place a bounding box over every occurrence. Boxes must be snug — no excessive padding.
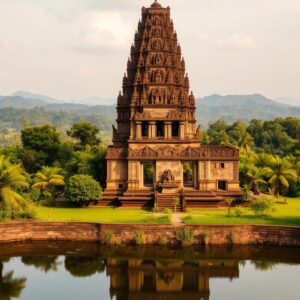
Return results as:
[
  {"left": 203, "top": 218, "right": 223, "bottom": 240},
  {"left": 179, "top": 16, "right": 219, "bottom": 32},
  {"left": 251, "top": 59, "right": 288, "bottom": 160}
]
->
[{"left": 217, "top": 34, "right": 257, "bottom": 50}]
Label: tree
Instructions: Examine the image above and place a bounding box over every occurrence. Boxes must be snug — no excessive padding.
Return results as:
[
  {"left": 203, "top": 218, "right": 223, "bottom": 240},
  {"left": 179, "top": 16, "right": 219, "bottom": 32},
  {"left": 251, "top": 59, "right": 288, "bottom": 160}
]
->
[
  {"left": 67, "top": 122, "right": 100, "bottom": 146},
  {"left": 0, "top": 155, "right": 29, "bottom": 220},
  {"left": 21, "top": 256, "right": 61, "bottom": 273},
  {"left": 263, "top": 156, "right": 298, "bottom": 196},
  {"left": 65, "top": 175, "right": 102, "bottom": 206},
  {"left": 64, "top": 257, "right": 104, "bottom": 277},
  {"left": 21, "top": 125, "right": 61, "bottom": 170},
  {"left": 32, "top": 166, "right": 65, "bottom": 200},
  {"left": 242, "top": 184, "right": 252, "bottom": 201},
  {"left": 246, "top": 166, "right": 266, "bottom": 194},
  {"left": 0, "top": 259, "right": 26, "bottom": 300}
]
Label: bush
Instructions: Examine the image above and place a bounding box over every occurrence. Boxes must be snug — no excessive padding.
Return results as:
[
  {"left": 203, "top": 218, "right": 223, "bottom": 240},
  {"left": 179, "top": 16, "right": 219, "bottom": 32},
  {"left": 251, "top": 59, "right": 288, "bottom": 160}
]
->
[
  {"left": 133, "top": 230, "right": 145, "bottom": 245},
  {"left": 30, "top": 188, "right": 42, "bottom": 202},
  {"left": 102, "top": 230, "right": 114, "bottom": 245},
  {"left": 234, "top": 206, "right": 243, "bottom": 217},
  {"left": 157, "top": 235, "right": 168, "bottom": 245},
  {"left": 200, "top": 230, "right": 211, "bottom": 245},
  {"left": 250, "top": 197, "right": 276, "bottom": 218},
  {"left": 175, "top": 228, "right": 194, "bottom": 246},
  {"left": 65, "top": 174, "right": 102, "bottom": 206}
]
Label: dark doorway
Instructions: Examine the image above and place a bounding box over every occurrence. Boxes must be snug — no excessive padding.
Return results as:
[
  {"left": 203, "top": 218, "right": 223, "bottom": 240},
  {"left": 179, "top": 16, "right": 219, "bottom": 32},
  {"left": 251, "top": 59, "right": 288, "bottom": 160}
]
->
[
  {"left": 143, "top": 162, "right": 154, "bottom": 186},
  {"left": 156, "top": 121, "right": 164, "bottom": 137},
  {"left": 172, "top": 121, "right": 179, "bottom": 137},
  {"left": 142, "top": 122, "right": 149, "bottom": 137},
  {"left": 218, "top": 181, "right": 227, "bottom": 191},
  {"left": 183, "top": 161, "right": 194, "bottom": 187}
]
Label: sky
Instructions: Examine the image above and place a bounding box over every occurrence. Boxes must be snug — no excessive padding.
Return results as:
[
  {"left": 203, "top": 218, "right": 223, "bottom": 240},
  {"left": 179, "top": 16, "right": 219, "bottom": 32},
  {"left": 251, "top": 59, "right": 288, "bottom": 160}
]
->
[{"left": 0, "top": 0, "right": 299, "bottom": 104}]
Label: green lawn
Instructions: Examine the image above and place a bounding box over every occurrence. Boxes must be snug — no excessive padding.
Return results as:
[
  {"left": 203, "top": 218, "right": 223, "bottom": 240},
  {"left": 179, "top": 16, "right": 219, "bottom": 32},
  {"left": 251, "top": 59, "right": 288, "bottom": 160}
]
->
[
  {"left": 34, "top": 206, "right": 170, "bottom": 224},
  {"left": 183, "top": 197, "right": 300, "bottom": 226}
]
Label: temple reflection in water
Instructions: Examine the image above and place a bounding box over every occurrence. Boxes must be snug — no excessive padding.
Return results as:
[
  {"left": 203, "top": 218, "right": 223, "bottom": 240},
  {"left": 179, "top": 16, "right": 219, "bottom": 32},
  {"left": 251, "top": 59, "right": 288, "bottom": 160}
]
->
[{"left": 106, "top": 258, "right": 239, "bottom": 300}]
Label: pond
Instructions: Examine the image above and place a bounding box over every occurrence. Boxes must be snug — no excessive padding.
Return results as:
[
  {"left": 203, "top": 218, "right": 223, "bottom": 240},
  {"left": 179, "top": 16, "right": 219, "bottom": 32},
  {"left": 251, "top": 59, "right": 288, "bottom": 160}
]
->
[{"left": 0, "top": 242, "right": 300, "bottom": 300}]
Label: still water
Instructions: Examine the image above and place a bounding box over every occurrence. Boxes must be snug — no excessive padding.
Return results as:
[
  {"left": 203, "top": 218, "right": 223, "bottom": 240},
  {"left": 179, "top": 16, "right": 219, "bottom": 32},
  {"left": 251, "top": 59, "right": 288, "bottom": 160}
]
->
[{"left": 0, "top": 242, "right": 300, "bottom": 300}]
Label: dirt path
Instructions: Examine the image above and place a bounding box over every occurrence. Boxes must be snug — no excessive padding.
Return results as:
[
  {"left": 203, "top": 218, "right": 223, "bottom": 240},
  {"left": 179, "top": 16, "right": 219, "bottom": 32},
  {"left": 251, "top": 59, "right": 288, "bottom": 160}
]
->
[{"left": 171, "top": 213, "right": 187, "bottom": 226}]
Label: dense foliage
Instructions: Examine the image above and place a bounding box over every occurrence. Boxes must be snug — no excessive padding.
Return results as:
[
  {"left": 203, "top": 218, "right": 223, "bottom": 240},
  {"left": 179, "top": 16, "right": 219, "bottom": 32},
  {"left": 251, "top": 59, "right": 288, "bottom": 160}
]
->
[
  {"left": 203, "top": 117, "right": 300, "bottom": 197},
  {"left": 64, "top": 174, "right": 102, "bottom": 206}
]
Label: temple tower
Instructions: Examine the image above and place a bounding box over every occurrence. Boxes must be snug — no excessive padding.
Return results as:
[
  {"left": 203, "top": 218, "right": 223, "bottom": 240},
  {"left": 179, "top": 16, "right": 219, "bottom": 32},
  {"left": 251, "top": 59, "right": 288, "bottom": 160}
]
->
[{"left": 103, "top": 1, "right": 241, "bottom": 210}]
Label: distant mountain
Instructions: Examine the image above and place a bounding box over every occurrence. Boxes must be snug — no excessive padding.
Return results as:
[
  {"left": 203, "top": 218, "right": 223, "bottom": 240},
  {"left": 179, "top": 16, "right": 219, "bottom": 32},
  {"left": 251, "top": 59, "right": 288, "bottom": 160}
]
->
[
  {"left": 275, "top": 97, "right": 300, "bottom": 106},
  {"left": 1, "top": 93, "right": 300, "bottom": 128},
  {"left": 0, "top": 96, "right": 48, "bottom": 109},
  {"left": 196, "top": 94, "right": 300, "bottom": 125},
  {"left": 69, "top": 96, "right": 116, "bottom": 106},
  {"left": 12, "top": 90, "right": 115, "bottom": 106},
  {"left": 12, "top": 91, "right": 62, "bottom": 104}
]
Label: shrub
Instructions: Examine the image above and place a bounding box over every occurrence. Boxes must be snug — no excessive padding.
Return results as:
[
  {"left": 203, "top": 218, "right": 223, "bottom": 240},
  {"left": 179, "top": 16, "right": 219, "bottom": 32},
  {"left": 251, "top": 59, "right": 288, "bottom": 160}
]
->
[
  {"left": 133, "top": 230, "right": 145, "bottom": 245},
  {"left": 30, "top": 188, "right": 42, "bottom": 202},
  {"left": 234, "top": 206, "right": 243, "bottom": 217},
  {"left": 65, "top": 174, "right": 102, "bottom": 206},
  {"left": 164, "top": 208, "right": 171, "bottom": 215},
  {"left": 175, "top": 228, "right": 194, "bottom": 246},
  {"left": 103, "top": 230, "right": 114, "bottom": 245},
  {"left": 157, "top": 235, "right": 168, "bottom": 245},
  {"left": 250, "top": 197, "right": 276, "bottom": 218}
]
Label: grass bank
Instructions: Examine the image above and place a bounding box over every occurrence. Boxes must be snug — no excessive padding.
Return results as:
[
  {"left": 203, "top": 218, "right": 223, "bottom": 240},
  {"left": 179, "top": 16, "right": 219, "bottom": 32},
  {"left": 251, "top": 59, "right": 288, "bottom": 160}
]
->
[
  {"left": 34, "top": 206, "right": 170, "bottom": 224},
  {"left": 183, "top": 197, "right": 300, "bottom": 226}
]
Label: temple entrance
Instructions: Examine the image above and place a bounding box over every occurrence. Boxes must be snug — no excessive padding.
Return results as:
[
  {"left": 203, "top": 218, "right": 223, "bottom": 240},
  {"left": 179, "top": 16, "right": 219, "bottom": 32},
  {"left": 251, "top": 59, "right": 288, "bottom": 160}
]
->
[
  {"left": 143, "top": 162, "right": 154, "bottom": 186},
  {"left": 183, "top": 161, "right": 196, "bottom": 187}
]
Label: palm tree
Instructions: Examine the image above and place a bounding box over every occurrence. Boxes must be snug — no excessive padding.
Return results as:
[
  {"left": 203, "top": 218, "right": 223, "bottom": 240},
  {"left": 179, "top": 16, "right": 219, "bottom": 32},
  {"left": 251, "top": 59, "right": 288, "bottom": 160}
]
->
[
  {"left": 246, "top": 167, "right": 266, "bottom": 194},
  {"left": 242, "top": 184, "right": 252, "bottom": 201},
  {"left": 0, "top": 155, "right": 28, "bottom": 216},
  {"left": 0, "top": 259, "right": 26, "bottom": 300},
  {"left": 32, "top": 167, "right": 65, "bottom": 199},
  {"left": 238, "top": 132, "right": 254, "bottom": 153},
  {"left": 263, "top": 156, "right": 298, "bottom": 197}
]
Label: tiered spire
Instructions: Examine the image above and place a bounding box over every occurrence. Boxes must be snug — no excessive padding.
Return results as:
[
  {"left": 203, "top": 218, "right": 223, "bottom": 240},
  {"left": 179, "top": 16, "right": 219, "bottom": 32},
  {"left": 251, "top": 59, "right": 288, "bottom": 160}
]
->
[{"left": 114, "top": 1, "right": 196, "bottom": 144}]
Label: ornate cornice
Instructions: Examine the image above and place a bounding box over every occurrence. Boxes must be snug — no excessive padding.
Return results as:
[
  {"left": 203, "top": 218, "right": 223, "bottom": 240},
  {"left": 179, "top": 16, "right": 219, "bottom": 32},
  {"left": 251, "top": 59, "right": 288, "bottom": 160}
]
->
[{"left": 107, "top": 145, "right": 239, "bottom": 161}]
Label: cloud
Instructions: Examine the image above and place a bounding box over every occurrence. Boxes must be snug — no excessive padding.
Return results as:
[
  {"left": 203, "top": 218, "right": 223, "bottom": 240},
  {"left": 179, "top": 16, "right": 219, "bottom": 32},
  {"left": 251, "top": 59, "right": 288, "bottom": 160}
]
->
[
  {"left": 85, "top": 0, "right": 141, "bottom": 12},
  {"left": 73, "top": 11, "right": 134, "bottom": 56},
  {"left": 217, "top": 34, "right": 257, "bottom": 50}
]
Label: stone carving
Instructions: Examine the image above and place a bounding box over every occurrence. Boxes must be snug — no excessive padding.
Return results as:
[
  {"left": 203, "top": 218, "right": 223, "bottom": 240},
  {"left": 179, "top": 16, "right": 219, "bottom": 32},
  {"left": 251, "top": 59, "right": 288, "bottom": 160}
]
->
[
  {"left": 127, "top": 145, "right": 239, "bottom": 160},
  {"left": 162, "top": 169, "right": 175, "bottom": 183}
]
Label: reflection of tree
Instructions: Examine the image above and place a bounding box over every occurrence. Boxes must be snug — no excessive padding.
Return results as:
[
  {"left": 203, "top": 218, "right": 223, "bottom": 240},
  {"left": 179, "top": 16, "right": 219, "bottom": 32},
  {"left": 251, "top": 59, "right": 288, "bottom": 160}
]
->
[
  {"left": 64, "top": 256, "right": 105, "bottom": 277},
  {"left": 21, "top": 256, "right": 61, "bottom": 273},
  {"left": 0, "top": 259, "right": 26, "bottom": 300},
  {"left": 251, "top": 260, "right": 278, "bottom": 271}
]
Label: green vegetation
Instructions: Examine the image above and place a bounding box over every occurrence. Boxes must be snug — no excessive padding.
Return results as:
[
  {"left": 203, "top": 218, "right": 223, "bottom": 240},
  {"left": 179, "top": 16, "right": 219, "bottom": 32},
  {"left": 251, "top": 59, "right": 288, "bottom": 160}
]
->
[
  {"left": 34, "top": 206, "right": 170, "bottom": 224},
  {"left": 0, "top": 155, "right": 34, "bottom": 221},
  {"left": 250, "top": 197, "right": 276, "bottom": 217},
  {"left": 65, "top": 175, "right": 102, "bottom": 206},
  {"left": 102, "top": 230, "right": 114, "bottom": 245},
  {"left": 175, "top": 228, "right": 195, "bottom": 246},
  {"left": 204, "top": 118, "right": 300, "bottom": 197},
  {"left": 133, "top": 230, "right": 145, "bottom": 245},
  {"left": 32, "top": 166, "right": 65, "bottom": 201},
  {"left": 184, "top": 197, "right": 300, "bottom": 226},
  {"left": 67, "top": 121, "right": 100, "bottom": 147}
]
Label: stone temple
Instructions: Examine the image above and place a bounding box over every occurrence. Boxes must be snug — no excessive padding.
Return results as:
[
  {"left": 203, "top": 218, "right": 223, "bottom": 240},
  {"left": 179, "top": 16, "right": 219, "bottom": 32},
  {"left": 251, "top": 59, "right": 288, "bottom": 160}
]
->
[{"left": 102, "top": 1, "right": 241, "bottom": 211}]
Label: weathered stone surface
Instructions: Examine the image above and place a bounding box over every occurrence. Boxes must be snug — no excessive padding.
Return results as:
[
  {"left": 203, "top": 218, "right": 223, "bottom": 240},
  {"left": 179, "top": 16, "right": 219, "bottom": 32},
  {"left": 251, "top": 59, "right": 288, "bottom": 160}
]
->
[{"left": 0, "top": 222, "right": 299, "bottom": 247}]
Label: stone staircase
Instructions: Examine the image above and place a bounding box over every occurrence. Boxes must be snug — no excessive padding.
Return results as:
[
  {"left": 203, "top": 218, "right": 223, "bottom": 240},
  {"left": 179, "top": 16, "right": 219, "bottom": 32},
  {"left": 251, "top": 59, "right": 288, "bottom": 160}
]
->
[
  {"left": 118, "top": 191, "right": 154, "bottom": 209},
  {"left": 184, "top": 190, "right": 224, "bottom": 208},
  {"left": 100, "top": 190, "right": 123, "bottom": 207},
  {"left": 155, "top": 193, "right": 183, "bottom": 212}
]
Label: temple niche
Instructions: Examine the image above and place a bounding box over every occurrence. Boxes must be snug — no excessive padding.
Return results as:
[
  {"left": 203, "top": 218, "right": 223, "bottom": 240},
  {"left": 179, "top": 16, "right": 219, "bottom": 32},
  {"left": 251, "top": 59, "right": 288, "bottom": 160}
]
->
[{"left": 102, "top": 1, "right": 241, "bottom": 210}]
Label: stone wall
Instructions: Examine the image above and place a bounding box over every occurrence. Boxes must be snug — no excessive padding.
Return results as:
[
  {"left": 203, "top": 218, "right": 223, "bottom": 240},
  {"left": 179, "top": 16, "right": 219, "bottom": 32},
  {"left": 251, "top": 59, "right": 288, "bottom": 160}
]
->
[{"left": 0, "top": 222, "right": 299, "bottom": 246}]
